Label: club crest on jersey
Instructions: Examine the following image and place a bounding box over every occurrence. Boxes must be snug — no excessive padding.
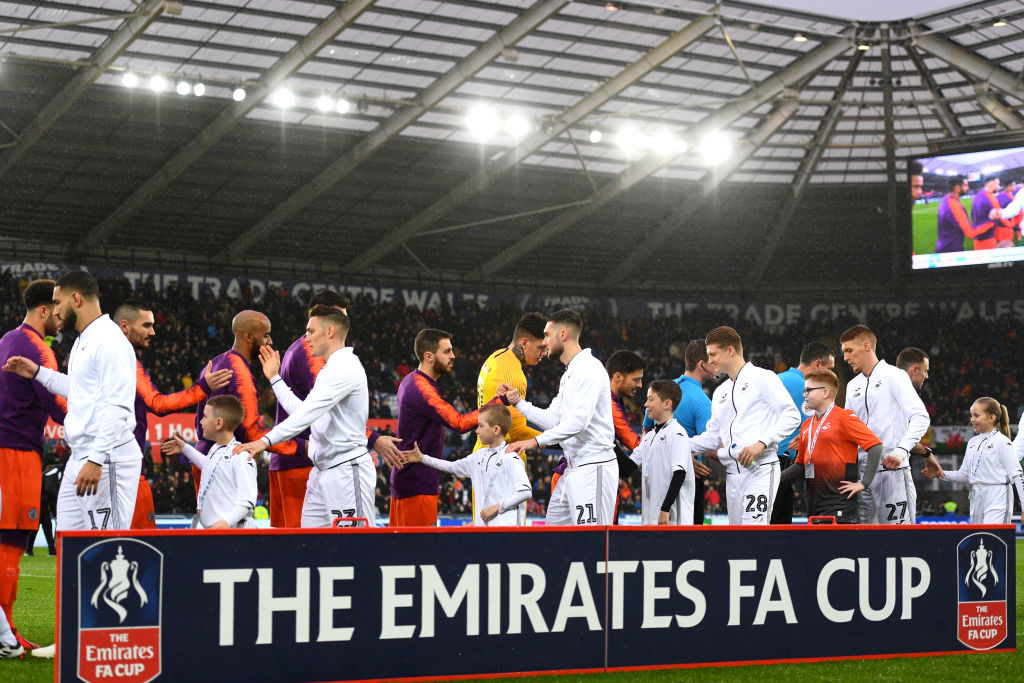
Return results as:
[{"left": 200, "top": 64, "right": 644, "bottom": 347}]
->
[
  {"left": 78, "top": 538, "right": 163, "bottom": 683},
  {"left": 874, "top": 380, "right": 882, "bottom": 389},
  {"left": 956, "top": 533, "right": 1007, "bottom": 650},
  {"left": 741, "top": 383, "right": 749, "bottom": 392}
]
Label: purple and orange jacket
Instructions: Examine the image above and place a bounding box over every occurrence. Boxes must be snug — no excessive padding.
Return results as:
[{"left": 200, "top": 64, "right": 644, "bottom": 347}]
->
[{"left": 0, "top": 323, "right": 66, "bottom": 453}]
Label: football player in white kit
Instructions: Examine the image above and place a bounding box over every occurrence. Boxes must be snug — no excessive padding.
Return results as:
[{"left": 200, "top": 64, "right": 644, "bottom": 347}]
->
[
  {"left": 501, "top": 309, "right": 617, "bottom": 526},
  {"left": 690, "top": 327, "right": 801, "bottom": 525},
  {"left": 403, "top": 405, "right": 532, "bottom": 526},
  {"left": 840, "top": 325, "right": 929, "bottom": 524},
  {"left": 933, "top": 397, "right": 1024, "bottom": 524},
  {"left": 4, "top": 271, "right": 142, "bottom": 533},
  {"left": 236, "top": 306, "right": 375, "bottom": 527}
]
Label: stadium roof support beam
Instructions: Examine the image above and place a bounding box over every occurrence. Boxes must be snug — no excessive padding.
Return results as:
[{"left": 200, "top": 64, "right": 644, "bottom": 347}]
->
[
  {"left": 81, "top": 0, "right": 378, "bottom": 251},
  {"left": 903, "top": 44, "right": 964, "bottom": 138},
  {"left": 604, "top": 98, "right": 799, "bottom": 287},
  {"left": 345, "top": 13, "right": 719, "bottom": 273},
  {"left": 473, "top": 32, "right": 854, "bottom": 279},
  {"left": 911, "top": 26, "right": 1024, "bottom": 102},
  {"left": 975, "top": 88, "right": 1024, "bottom": 130},
  {"left": 0, "top": 0, "right": 166, "bottom": 180},
  {"left": 746, "top": 51, "right": 864, "bottom": 288},
  {"left": 222, "top": 0, "right": 569, "bottom": 260}
]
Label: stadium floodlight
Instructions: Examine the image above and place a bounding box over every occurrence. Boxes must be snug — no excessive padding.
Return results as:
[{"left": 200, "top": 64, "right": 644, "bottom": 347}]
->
[
  {"left": 149, "top": 75, "right": 168, "bottom": 93},
  {"left": 993, "top": 19, "right": 1007, "bottom": 27},
  {"left": 504, "top": 113, "right": 530, "bottom": 139},
  {"left": 945, "top": 169, "right": 957, "bottom": 176},
  {"left": 175, "top": 80, "right": 191, "bottom": 96},
  {"left": 605, "top": 2, "right": 620, "bottom": 10},
  {"left": 316, "top": 95, "right": 335, "bottom": 113},
  {"left": 857, "top": 43, "right": 871, "bottom": 51},
  {"left": 588, "top": 129, "right": 602, "bottom": 144},
  {"left": 699, "top": 132, "right": 731, "bottom": 165},
  {"left": 232, "top": 86, "right": 246, "bottom": 102},
  {"left": 466, "top": 104, "right": 498, "bottom": 139},
  {"left": 336, "top": 97, "right": 351, "bottom": 114},
  {"left": 652, "top": 130, "right": 678, "bottom": 156},
  {"left": 193, "top": 82, "right": 206, "bottom": 97},
  {"left": 793, "top": 33, "right": 808, "bottom": 42},
  {"left": 616, "top": 127, "right": 648, "bottom": 153},
  {"left": 271, "top": 88, "right": 295, "bottom": 109},
  {"left": 121, "top": 72, "right": 138, "bottom": 88}
]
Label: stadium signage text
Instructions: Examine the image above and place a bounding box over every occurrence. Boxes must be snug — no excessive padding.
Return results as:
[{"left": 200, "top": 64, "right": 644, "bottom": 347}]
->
[
  {"left": 57, "top": 526, "right": 1015, "bottom": 682},
  {"left": 8, "top": 260, "right": 1024, "bottom": 322}
]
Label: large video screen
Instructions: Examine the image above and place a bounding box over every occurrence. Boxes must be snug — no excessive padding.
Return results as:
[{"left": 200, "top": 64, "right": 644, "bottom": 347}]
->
[{"left": 910, "top": 146, "right": 1024, "bottom": 269}]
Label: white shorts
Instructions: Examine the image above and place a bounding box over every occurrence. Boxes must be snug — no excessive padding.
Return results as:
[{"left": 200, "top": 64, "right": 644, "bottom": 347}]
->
[
  {"left": 869, "top": 468, "right": 916, "bottom": 525},
  {"left": 545, "top": 459, "right": 617, "bottom": 526},
  {"left": 301, "top": 456, "right": 376, "bottom": 528},
  {"left": 57, "top": 457, "right": 142, "bottom": 531},
  {"left": 969, "top": 484, "right": 1015, "bottom": 524},
  {"left": 725, "top": 461, "right": 779, "bottom": 526}
]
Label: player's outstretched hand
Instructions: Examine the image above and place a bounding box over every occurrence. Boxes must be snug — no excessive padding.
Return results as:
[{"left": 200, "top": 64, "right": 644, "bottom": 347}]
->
[
  {"left": 692, "top": 457, "right": 711, "bottom": 478},
  {"left": 2, "top": 355, "right": 40, "bottom": 378},
  {"left": 990, "top": 207, "right": 1003, "bottom": 220},
  {"left": 401, "top": 441, "right": 425, "bottom": 464},
  {"left": 921, "top": 455, "right": 942, "bottom": 479},
  {"left": 658, "top": 511, "right": 670, "bottom": 525},
  {"left": 496, "top": 383, "right": 521, "bottom": 404},
  {"left": 203, "top": 361, "right": 233, "bottom": 391},
  {"left": 234, "top": 440, "right": 267, "bottom": 461},
  {"left": 506, "top": 438, "right": 538, "bottom": 455},
  {"left": 258, "top": 345, "right": 281, "bottom": 380},
  {"left": 160, "top": 433, "right": 186, "bottom": 456},
  {"left": 838, "top": 479, "right": 865, "bottom": 499},
  {"left": 374, "top": 435, "right": 404, "bottom": 469},
  {"left": 480, "top": 504, "right": 500, "bottom": 524}
]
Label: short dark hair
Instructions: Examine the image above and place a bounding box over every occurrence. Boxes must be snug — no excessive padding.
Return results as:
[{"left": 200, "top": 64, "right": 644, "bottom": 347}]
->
[
  {"left": 947, "top": 176, "right": 966, "bottom": 192},
  {"left": 908, "top": 160, "right": 923, "bottom": 177},
  {"left": 799, "top": 341, "right": 835, "bottom": 367},
  {"left": 55, "top": 270, "right": 99, "bottom": 301},
  {"left": 308, "top": 289, "right": 351, "bottom": 314},
  {"left": 479, "top": 404, "right": 512, "bottom": 435},
  {"left": 308, "top": 304, "right": 350, "bottom": 336},
  {"left": 648, "top": 379, "right": 682, "bottom": 411},
  {"left": 896, "top": 347, "right": 929, "bottom": 371},
  {"left": 605, "top": 350, "right": 646, "bottom": 378},
  {"left": 839, "top": 324, "right": 876, "bottom": 349},
  {"left": 22, "top": 279, "right": 55, "bottom": 311},
  {"left": 684, "top": 339, "right": 708, "bottom": 372},
  {"left": 113, "top": 299, "right": 152, "bottom": 324},
  {"left": 512, "top": 312, "right": 546, "bottom": 341},
  {"left": 414, "top": 328, "right": 452, "bottom": 360},
  {"left": 548, "top": 308, "right": 582, "bottom": 338},
  {"left": 207, "top": 395, "right": 244, "bottom": 431}
]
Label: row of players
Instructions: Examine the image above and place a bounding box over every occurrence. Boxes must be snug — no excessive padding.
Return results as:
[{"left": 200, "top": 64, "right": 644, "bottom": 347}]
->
[{"left": 2, "top": 272, "right": 1024, "bottom": 654}]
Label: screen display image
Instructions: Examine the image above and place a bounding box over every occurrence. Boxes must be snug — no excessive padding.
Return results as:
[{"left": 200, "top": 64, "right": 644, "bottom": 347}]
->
[{"left": 911, "top": 146, "right": 1024, "bottom": 269}]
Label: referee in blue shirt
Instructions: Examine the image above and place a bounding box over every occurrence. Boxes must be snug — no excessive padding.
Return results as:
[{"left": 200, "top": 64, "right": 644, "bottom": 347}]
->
[
  {"left": 772, "top": 341, "right": 836, "bottom": 523},
  {"left": 642, "top": 340, "right": 716, "bottom": 523}
]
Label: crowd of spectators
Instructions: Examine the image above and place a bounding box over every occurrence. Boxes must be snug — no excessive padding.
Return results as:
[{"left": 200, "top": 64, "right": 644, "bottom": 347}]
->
[{"left": 4, "top": 268, "right": 1021, "bottom": 518}]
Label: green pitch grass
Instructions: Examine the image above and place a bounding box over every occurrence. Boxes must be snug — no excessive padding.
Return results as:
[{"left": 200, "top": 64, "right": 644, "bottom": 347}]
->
[
  {"left": 912, "top": 197, "right": 976, "bottom": 257},
  {"left": 4, "top": 544, "right": 1023, "bottom": 682}
]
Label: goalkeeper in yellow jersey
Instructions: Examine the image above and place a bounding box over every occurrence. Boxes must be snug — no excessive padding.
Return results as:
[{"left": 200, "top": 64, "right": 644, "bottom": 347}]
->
[{"left": 473, "top": 312, "right": 547, "bottom": 516}]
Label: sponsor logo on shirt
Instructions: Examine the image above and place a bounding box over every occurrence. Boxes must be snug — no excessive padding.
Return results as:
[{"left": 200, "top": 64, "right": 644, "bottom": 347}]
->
[{"left": 956, "top": 533, "right": 1007, "bottom": 650}]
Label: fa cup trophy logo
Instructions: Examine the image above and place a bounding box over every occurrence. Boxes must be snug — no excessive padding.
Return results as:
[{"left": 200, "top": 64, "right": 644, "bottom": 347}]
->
[
  {"left": 965, "top": 538, "right": 999, "bottom": 598},
  {"left": 89, "top": 545, "right": 148, "bottom": 623}
]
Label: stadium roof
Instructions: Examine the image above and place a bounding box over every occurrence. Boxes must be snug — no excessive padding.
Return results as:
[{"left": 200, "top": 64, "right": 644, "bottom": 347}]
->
[{"left": 1, "top": 0, "right": 1023, "bottom": 294}]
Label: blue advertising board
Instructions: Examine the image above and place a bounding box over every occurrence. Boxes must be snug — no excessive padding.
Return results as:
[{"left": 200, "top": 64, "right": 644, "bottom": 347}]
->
[{"left": 57, "top": 525, "right": 1016, "bottom": 682}]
